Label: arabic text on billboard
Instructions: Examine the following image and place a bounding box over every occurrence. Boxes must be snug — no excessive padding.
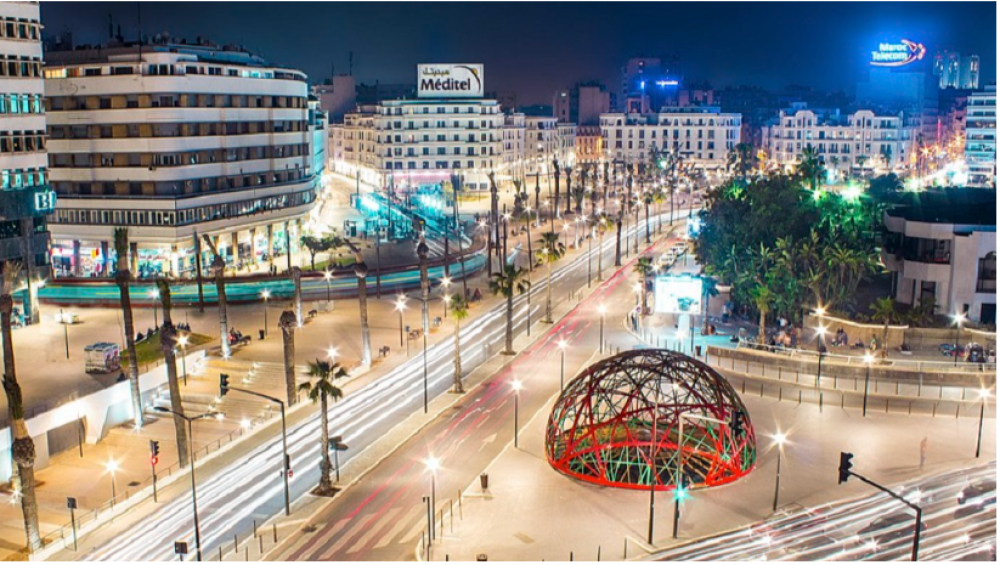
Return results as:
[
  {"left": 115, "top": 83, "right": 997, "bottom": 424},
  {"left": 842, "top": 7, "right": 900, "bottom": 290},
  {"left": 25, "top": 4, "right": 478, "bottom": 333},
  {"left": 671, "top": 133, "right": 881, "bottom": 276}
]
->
[
  {"left": 417, "top": 64, "right": 484, "bottom": 98},
  {"left": 653, "top": 276, "right": 703, "bottom": 315}
]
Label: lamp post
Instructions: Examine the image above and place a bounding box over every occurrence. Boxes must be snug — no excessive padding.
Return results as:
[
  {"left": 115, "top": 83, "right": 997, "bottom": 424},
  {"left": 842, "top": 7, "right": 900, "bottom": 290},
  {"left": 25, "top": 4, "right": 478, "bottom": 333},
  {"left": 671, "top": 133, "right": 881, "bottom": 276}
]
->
[
  {"left": 772, "top": 433, "right": 787, "bottom": 512},
  {"left": 952, "top": 312, "right": 966, "bottom": 367},
  {"left": 261, "top": 290, "right": 270, "bottom": 338},
  {"left": 976, "top": 388, "right": 990, "bottom": 458},
  {"left": 106, "top": 460, "right": 118, "bottom": 503},
  {"left": 599, "top": 304, "right": 606, "bottom": 354},
  {"left": 814, "top": 327, "right": 827, "bottom": 387},
  {"left": 395, "top": 296, "right": 407, "bottom": 348},
  {"left": 178, "top": 334, "right": 189, "bottom": 386},
  {"left": 425, "top": 457, "right": 439, "bottom": 541},
  {"left": 558, "top": 339, "right": 568, "bottom": 390},
  {"left": 152, "top": 407, "right": 223, "bottom": 561},
  {"left": 150, "top": 289, "right": 160, "bottom": 329},
  {"left": 323, "top": 270, "right": 333, "bottom": 308},
  {"left": 512, "top": 380, "right": 522, "bottom": 448},
  {"left": 440, "top": 277, "right": 452, "bottom": 318},
  {"left": 863, "top": 353, "right": 874, "bottom": 417}
]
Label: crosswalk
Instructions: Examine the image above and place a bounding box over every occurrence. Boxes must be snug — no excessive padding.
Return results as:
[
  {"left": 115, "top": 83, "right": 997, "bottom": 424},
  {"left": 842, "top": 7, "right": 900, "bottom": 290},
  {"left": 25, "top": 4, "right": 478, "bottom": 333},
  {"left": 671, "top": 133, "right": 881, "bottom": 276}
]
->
[{"left": 308, "top": 505, "right": 424, "bottom": 559}]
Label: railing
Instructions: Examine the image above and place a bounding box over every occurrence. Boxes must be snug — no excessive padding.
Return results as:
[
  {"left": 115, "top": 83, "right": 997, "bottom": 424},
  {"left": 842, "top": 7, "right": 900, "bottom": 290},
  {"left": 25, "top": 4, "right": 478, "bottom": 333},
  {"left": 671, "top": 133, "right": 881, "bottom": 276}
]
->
[{"left": 734, "top": 341, "right": 996, "bottom": 374}]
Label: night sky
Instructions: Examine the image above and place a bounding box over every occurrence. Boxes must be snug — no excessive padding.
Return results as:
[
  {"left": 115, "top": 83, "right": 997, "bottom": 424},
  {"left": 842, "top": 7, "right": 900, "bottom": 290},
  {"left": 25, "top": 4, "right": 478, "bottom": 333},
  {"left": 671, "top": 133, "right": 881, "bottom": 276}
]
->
[{"left": 41, "top": 2, "right": 996, "bottom": 105}]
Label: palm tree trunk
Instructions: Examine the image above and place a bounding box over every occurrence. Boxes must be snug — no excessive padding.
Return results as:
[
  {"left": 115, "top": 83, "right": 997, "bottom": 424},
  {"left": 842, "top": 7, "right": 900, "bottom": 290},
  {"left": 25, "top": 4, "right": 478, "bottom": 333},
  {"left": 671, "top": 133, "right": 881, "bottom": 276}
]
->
[
  {"left": 117, "top": 279, "right": 143, "bottom": 428},
  {"left": 597, "top": 229, "right": 604, "bottom": 281},
  {"left": 615, "top": 217, "right": 623, "bottom": 267},
  {"left": 452, "top": 319, "right": 464, "bottom": 393},
  {"left": 318, "top": 391, "right": 333, "bottom": 492},
  {"left": 280, "top": 312, "right": 297, "bottom": 406},
  {"left": 759, "top": 308, "right": 768, "bottom": 345},
  {"left": 504, "top": 294, "right": 514, "bottom": 354},
  {"left": 216, "top": 271, "right": 230, "bottom": 358},
  {"left": 158, "top": 295, "right": 190, "bottom": 468},
  {"left": 881, "top": 320, "right": 889, "bottom": 360},
  {"left": 1, "top": 293, "right": 41, "bottom": 551},
  {"left": 545, "top": 260, "right": 553, "bottom": 323}
]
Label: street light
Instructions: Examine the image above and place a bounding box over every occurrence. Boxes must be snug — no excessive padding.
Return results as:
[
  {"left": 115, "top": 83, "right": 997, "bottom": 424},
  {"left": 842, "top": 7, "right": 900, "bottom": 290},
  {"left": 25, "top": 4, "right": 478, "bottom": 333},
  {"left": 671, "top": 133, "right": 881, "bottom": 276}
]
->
[
  {"left": 814, "top": 326, "right": 827, "bottom": 387},
  {"left": 425, "top": 456, "right": 440, "bottom": 541},
  {"left": 150, "top": 288, "right": 161, "bottom": 329},
  {"left": 326, "top": 346, "right": 339, "bottom": 361},
  {"left": 976, "top": 388, "right": 990, "bottom": 458},
  {"left": 395, "top": 296, "right": 407, "bottom": 348},
  {"left": 152, "top": 407, "right": 223, "bottom": 561},
  {"left": 952, "top": 312, "right": 966, "bottom": 367},
  {"left": 323, "top": 270, "right": 333, "bottom": 307},
  {"left": 557, "top": 339, "right": 568, "bottom": 390},
  {"left": 512, "top": 380, "right": 522, "bottom": 448},
  {"left": 440, "top": 277, "right": 452, "bottom": 318},
  {"left": 178, "top": 334, "right": 189, "bottom": 386},
  {"left": 599, "top": 304, "right": 607, "bottom": 354},
  {"left": 261, "top": 290, "right": 271, "bottom": 338},
  {"left": 106, "top": 460, "right": 118, "bottom": 503},
  {"left": 772, "top": 433, "right": 787, "bottom": 512},
  {"left": 863, "top": 353, "right": 874, "bottom": 417}
]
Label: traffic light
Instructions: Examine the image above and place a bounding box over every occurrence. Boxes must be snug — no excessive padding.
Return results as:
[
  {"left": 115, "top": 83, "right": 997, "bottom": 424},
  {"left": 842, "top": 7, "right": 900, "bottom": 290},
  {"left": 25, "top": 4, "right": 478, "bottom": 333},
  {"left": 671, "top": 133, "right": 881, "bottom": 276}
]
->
[
  {"left": 150, "top": 440, "right": 160, "bottom": 466},
  {"left": 220, "top": 373, "right": 230, "bottom": 397},
  {"left": 838, "top": 452, "right": 854, "bottom": 484}
]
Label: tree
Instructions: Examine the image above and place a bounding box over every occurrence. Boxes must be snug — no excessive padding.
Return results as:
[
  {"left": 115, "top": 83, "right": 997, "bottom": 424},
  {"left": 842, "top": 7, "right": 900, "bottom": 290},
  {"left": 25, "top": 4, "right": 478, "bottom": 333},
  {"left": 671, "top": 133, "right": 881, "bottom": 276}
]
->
[
  {"left": 633, "top": 256, "right": 655, "bottom": 315},
  {"left": 1, "top": 262, "right": 40, "bottom": 551},
  {"left": 113, "top": 228, "right": 143, "bottom": 428},
  {"left": 797, "top": 144, "right": 823, "bottom": 193},
  {"left": 279, "top": 310, "right": 298, "bottom": 406},
  {"left": 299, "top": 359, "right": 346, "bottom": 494},
  {"left": 614, "top": 212, "right": 623, "bottom": 267},
  {"left": 201, "top": 235, "right": 230, "bottom": 358},
  {"left": 300, "top": 235, "right": 326, "bottom": 271},
  {"left": 595, "top": 213, "right": 609, "bottom": 281},
  {"left": 701, "top": 275, "right": 719, "bottom": 335},
  {"left": 155, "top": 278, "right": 190, "bottom": 468},
  {"left": 417, "top": 236, "right": 430, "bottom": 338},
  {"left": 869, "top": 297, "right": 897, "bottom": 360},
  {"left": 552, "top": 157, "right": 561, "bottom": 218},
  {"left": 449, "top": 294, "right": 469, "bottom": 393},
  {"left": 750, "top": 285, "right": 774, "bottom": 344},
  {"left": 489, "top": 264, "right": 530, "bottom": 355},
  {"left": 537, "top": 232, "right": 565, "bottom": 323},
  {"left": 343, "top": 240, "right": 372, "bottom": 367}
]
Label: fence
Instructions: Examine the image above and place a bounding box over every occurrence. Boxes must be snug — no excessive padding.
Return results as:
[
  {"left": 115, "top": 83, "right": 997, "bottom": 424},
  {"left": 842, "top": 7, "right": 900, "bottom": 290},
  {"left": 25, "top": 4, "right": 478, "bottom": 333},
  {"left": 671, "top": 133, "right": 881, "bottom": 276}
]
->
[{"left": 734, "top": 341, "right": 997, "bottom": 375}]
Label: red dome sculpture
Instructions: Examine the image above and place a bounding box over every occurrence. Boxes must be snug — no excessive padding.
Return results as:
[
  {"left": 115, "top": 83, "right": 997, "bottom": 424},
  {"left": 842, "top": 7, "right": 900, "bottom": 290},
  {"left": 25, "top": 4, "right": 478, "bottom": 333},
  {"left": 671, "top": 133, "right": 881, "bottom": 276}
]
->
[{"left": 545, "top": 349, "right": 756, "bottom": 491}]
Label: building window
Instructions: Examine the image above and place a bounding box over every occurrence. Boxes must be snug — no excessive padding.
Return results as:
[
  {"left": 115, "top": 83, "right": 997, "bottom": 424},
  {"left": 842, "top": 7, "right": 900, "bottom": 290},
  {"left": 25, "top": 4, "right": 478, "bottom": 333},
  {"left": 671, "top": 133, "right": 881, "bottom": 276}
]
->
[{"left": 977, "top": 252, "right": 996, "bottom": 293}]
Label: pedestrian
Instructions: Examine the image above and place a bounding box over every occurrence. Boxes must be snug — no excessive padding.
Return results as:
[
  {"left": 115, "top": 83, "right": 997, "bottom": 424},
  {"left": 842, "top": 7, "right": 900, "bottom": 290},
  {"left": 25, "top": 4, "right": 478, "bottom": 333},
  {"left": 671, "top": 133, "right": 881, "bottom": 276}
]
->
[{"left": 919, "top": 437, "right": 927, "bottom": 469}]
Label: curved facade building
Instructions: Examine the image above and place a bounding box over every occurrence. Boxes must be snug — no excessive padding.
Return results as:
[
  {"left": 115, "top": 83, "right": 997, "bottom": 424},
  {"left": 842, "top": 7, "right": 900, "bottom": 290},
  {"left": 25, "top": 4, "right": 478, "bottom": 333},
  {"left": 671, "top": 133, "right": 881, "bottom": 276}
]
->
[{"left": 43, "top": 40, "right": 326, "bottom": 278}]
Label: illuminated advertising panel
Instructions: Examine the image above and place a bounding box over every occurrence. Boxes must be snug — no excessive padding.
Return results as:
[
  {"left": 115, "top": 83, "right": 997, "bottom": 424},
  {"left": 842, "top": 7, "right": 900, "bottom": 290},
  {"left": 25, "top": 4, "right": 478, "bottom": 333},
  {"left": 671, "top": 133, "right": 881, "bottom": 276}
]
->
[
  {"left": 417, "top": 64, "right": 484, "bottom": 98},
  {"left": 870, "top": 40, "right": 926, "bottom": 67},
  {"left": 653, "top": 275, "right": 702, "bottom": 314}
]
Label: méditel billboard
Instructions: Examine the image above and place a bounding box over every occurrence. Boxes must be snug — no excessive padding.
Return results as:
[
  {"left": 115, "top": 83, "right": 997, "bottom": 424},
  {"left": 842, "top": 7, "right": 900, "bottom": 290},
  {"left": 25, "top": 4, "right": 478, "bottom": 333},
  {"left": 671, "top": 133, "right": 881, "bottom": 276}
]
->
[
  {"left": 653, "top": 275, "right": 702, "bottom": 314},
  {"left": 418, "top": 64, "right": 484, "bottom": 98}
]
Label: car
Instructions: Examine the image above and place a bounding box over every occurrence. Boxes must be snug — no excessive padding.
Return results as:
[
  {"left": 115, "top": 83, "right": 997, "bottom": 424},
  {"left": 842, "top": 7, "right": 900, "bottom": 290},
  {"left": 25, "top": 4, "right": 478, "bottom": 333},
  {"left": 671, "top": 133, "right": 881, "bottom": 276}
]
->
[
  {"left": 855, "top": 512, "right": 926, "bottom": 551},
  {"left": 958, "top": 478, "right": 996, "bottom": 508}
]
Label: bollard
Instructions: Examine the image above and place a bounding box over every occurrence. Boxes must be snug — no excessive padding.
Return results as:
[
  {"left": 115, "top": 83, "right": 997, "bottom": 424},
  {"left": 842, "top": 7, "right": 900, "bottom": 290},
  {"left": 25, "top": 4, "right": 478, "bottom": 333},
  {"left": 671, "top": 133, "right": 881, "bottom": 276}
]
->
[
  {"left": 259, "top": 535, "right": 263, "bottom": 554},
  {"left": 742, "top": 379, "right": 746, "bottom": 394},
  {"left": 219, "top": 547, "right": 223, "bottom": 561},
  {"left": 956, "top": 404, "right": 960, "bottom": 418},
  {"left": 273, "top": 523, "right": 277, "bottom": 543},
  {"left": 778, "top": 388, "right": 782, "bottom": 401},
  {"left": 760, "top": 382, "right": 764, "bottom": 397},
  {"left": 459, "top": 490, "right": 463, "bottom": 519},
  {"left": 598, "top": 546, "right": 601, "bottom": 561},
  {"left": 841, "top": 395, "right": 844, "bottom": 409},
  {"left": 570, "top": 552, "right": 574, "bottom": 561},
  {"left": 777, "top": 367, "right": 781, "bottom": 381},
  {"left": 244, "top": 547, "right": 248, "bottom": 561},
  {"left": 450, "top": 500, "right": 454, "bottom": 532},
  {"left": 253, "top": 520, "right": 257, "bottom": 538},
  {"left": 234, "top": 534, "right": 238, "bottom": 554},
  {"left": 819, "top": 392, "right": 823, "bottom": 411},
  {"left": 624, "top": 538, "right": 628, "bottom": 559}
]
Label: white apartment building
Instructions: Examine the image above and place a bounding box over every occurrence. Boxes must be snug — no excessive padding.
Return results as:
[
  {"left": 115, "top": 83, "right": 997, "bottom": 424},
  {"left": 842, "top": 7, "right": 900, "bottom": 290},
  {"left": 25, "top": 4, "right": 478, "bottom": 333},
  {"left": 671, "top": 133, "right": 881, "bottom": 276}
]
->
[
  {"left": 43, "top": 41, "right": 326, "bottom": 278},
  {"left": 599, "top": 107, "right": 740, "bottom": 169},
  {"left": 762, "top": 107, "right": 916, "bottom": 175},
  {"left": 329, "top": 101, "right": 576, "bottom": 191},
  {"left": 965, "top": 84, "right": 996, "bottom": 187},
  {"left": 0, "top": 1, "right": 50, "bottom": 322}
]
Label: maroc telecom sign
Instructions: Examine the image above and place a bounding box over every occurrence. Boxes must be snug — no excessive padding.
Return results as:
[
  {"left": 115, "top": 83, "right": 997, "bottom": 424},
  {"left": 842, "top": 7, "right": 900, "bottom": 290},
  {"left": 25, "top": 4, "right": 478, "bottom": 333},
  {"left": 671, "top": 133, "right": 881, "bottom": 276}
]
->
[
  {"left": 870, "top": 40, "right": 926, "bottom": 67},
  {"left": 417, "top": 64, "right": 484, "bottom": 98}
]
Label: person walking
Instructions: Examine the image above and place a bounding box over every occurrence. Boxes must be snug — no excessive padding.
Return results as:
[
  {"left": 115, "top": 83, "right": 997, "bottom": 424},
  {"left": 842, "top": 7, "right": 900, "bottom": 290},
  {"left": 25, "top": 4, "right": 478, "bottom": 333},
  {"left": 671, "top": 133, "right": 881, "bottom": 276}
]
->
[{"left": 919, "top": 437, "right": 928, "bottom": 469}]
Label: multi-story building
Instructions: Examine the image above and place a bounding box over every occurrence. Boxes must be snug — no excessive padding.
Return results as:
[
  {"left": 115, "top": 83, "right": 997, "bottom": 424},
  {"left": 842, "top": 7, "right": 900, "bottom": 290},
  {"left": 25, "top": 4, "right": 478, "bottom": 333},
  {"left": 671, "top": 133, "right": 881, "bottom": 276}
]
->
[
  {"left": 965, "top": 84, "right": 996, "bottom": 187},
  {"left": 761, "top": 107, "right": 916, "bottom": 175},
  {"left": 314, "top": 74, "right": 356, "bottom": 123},
  {"left": 882, "top": 188, "right": 996, "bottom": 325},
  {"left": 599, "top": 107, "right": 741, "bottom": 169},
  {"left": 934, "top": 51, "right": 980, "bottom": 90},
  {"left": 43, "top": 39, "right": 326, "bottom": 278},
  {"left": 553, "top": 83, "right": 611, "bottom": 126},
  {"left": 0, "top": 1, "right": 50, "bottom": 323},
  {"left": 575, "top": 125, "right": 604, "bottom": 165},
  {"left": 620, "top": 57, "right": 680, "bottom": 114}
]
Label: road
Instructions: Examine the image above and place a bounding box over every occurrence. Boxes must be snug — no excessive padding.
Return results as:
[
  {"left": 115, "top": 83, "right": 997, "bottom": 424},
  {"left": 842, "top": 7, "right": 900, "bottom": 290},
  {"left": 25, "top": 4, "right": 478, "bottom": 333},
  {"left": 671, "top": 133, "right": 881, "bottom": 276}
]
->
[
  {"left": 76, "top": 210, "right": 686, "bottom": 561},
  {"left": 647, "top": 461, "right": 996, "bottom": 561},
  {"left": 270, "top": 224, "right": 681, "bottom": 560}
]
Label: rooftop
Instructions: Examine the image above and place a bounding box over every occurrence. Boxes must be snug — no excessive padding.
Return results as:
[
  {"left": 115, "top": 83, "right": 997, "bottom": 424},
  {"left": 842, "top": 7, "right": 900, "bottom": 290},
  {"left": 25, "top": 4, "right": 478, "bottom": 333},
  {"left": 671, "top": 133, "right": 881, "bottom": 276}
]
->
[{"left": 886, "top": 188, "right": 997, "bottom": 226}]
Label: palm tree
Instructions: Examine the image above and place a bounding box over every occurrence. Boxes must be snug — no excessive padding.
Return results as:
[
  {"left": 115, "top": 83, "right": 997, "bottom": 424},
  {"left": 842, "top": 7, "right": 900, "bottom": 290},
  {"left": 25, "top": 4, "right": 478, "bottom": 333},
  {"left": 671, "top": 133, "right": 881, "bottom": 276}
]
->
[
  {"left": 701, "top": 275, "right": 719, "bottom": 335},
  {"left": 489, "top": 264, "right": 531, "bottom": 355},
  {"left": 642, "top": 189, "right": 655, "bottom": 243},
  {"left": 488, "top": 172, "right": 500, "bottom": 270},
  {"left": 798, "top": 145, "right": 823, "bottom": 193},
  {"left": 113, "top": 228, "right": 143, "bottom": 428},
  {"left": 201, "top": 235, "right": 230, "bottom": 358},
  {"left": 449, "top": 294, "right": 469, "bottom": 393},
  {"left": 291, "top": 267, "right": 303, "bottom": 326},
  {"left": 279, "top": 310, "right": 298, "bottom": 406},
  {"left": 552, "top": 158, "right": 562, "bottom": 216},
  {"left": 155, "top": 278, "right": 190, "bottom": 468},
  {"left": 1, "top": 262, "right": 40, "bottom": 551},
  {"left": 869, "top": 297, "right": 897, "bottom": 360},
  {"left": 614, "top": 212, "right": 623, "bottom": 267},
  {"left": 633, "top": 256, "right": 655, "bottom": 315},
  {"left": 595, "top": 214, "right": 609, "bottom": 281},
  {"left": 751, "top": 285, "right": 774, "bottom": 345},
  {"left": 299, "top": 359, "right": 346, "bottom": 494},
  {"left": 537, "top": 232, "right": 566, "bottom": 323},
  {"left": 343, "top": 240, "right": 372, "bottom": 367},
  {"left": 417, "top": 236, "right": 430, "bottom": 337}
]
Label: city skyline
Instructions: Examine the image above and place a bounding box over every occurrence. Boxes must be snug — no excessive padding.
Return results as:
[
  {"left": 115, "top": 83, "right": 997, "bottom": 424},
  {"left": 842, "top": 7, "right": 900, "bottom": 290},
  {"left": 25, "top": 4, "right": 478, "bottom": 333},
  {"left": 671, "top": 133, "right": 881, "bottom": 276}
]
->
[{"left": 42, "top": 2, "right": 996, "bottom": 104}]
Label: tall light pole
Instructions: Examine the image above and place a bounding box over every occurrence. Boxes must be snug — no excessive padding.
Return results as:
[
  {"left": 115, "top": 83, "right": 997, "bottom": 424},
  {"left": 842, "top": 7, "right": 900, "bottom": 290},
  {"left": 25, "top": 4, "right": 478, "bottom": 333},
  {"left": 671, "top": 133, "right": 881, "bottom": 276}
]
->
[
  {"left": 323, "top": 270, "right": 333, "bottom": 308},
  {"left": 814, "top": 327, "right": 827, "bottom": 387},
  {"left": 106, "top": 460, "right": 118, "bottom": 503},
  {"left": 261, "top": 290, "right": 270, "bottom": 338},
  {"left": 512, "top": 380, "right": 522, "bottom": 448},
  {"left": 862, "top": 353, "right": 874, "bottom": 417},
  {"left": 152, "top": 407, "right": 223, "bottom": 561},
  {"left": 976, "top": 388, "right": 990, "bottom": 458},
  {"left": 425, "top": 457, "right": 439, "bottom": 541},
  {"left": 599, "top": 304, "right": 606, "bottom": 354},
  {"left": 440, "top": 277, "right": 452, "bottom": 318},
  {"left": 558, "top": 339, "right": 568, "bottom": 390},
  {"left": 178, "top": 334, "right": 189, "bottom": 386},
  {"left": 952, "top": 311, "right": 966, "bottom": 367},
  {"left": 772, "top": 432, "right": 787, "bottom": 512},
  {"left": 395, "top": 296, "right": 407, "bottom": 348}
]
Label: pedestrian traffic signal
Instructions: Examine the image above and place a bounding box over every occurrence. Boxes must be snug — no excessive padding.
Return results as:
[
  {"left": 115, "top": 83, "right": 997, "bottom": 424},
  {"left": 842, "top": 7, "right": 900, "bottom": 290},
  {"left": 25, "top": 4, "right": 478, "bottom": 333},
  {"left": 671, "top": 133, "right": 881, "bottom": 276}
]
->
[
  {"left": 838, "top": 452, "right": 854, "bottom": 484},
  {"left": 220, "top": 373, "right": 230, "bottom": 397}
]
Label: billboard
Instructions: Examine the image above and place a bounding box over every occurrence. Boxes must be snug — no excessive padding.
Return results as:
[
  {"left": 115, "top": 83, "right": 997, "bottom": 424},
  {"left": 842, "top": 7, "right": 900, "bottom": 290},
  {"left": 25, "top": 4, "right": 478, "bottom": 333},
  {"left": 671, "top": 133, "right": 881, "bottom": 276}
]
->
[
  {"left": 653, "top": 275, "right": 702, "bottom": 314},
  {"left": 870, "top": 40, "right": 926, "bottom": 67},
  {"left": 417, "top": 64, "right": 484, "bottom": 98}
]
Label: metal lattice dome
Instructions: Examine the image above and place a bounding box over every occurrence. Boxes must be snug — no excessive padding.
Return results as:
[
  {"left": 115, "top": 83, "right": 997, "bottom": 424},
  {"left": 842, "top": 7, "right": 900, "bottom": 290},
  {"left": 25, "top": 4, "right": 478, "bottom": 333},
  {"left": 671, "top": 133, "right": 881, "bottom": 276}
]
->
[{"left": 545, "top": 349, "right": 756, "bottom": 491}]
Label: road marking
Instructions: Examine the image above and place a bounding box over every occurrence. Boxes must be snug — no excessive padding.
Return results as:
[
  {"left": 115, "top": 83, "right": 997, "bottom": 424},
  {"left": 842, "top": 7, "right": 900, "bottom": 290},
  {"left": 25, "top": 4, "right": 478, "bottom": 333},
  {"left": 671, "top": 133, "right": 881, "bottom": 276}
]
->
[
  {"left": 373, "top": 506, "right": 416, "bottom": 549},
  {"left": 347, "top": 505, "right": 404, "bottom": 554},
  {"left": 400, "top": 512, "right": 429, "bottom": 545},
  {"left": 318, "top": 511, "right": 376, "bottom": 560},
  {"left": 477, "top": 433, "right": 497, "bottom": 452}
]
